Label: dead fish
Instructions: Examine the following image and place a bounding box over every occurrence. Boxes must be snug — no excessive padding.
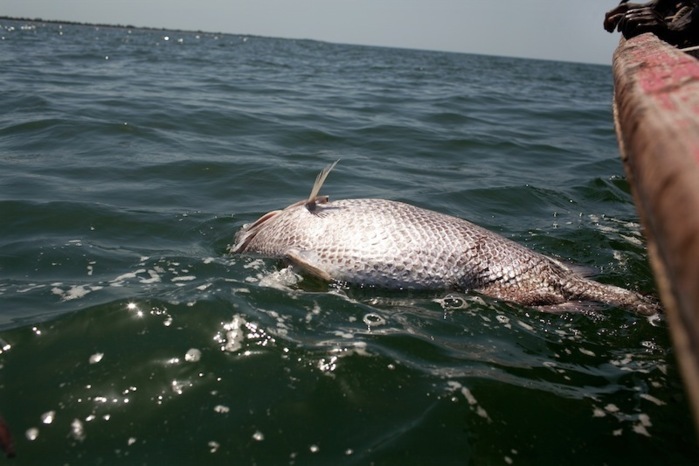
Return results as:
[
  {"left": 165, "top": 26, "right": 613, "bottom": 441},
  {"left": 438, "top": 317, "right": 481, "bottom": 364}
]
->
[{"left": 231, "top": 162, "right": 658, "bottom": 315}]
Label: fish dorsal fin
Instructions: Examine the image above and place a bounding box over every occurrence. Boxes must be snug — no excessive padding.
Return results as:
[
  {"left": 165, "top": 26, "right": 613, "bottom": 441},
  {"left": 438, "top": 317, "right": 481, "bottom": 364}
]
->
[{"left": 306, "top": 159, "right": 339, "bottom": 211}]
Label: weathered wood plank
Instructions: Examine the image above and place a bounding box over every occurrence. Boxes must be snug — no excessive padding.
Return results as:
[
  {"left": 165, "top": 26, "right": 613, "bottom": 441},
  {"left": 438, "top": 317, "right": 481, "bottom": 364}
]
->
[{"left": 613, "top": 32, "right": 699, "bottom": 432}]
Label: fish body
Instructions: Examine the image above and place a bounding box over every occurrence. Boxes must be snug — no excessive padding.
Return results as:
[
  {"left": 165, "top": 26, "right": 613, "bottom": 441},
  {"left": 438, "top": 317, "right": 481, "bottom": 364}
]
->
[{"left": 232, "top": 164, "right": 658, "bottom": 315}]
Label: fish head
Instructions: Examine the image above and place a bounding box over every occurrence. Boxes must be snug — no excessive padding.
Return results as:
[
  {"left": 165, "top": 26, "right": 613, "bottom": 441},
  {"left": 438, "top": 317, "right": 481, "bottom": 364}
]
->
[
  {"left": 230, "top": 209, "right": 283, "bottom": 253},
  {"left": 230, "top": 194, "right": 332, "bottom": 254}
]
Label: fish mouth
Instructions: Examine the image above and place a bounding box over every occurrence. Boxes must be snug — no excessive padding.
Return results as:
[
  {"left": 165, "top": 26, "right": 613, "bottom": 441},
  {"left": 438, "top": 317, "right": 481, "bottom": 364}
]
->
[{"left": 230, "top": 209, "right": 282, "bottom": 253}]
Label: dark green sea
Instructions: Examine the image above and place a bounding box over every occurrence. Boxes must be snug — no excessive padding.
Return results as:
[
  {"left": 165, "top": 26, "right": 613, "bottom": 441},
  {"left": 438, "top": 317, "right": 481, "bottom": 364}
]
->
[{"left": 1, "top": 19, "right": 697, "bottom": 465}]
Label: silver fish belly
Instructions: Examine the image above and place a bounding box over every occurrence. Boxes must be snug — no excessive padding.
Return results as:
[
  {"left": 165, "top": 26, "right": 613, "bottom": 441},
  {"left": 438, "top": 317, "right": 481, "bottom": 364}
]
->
[{"left": 231, "top": 165, "right": 658, "bottom": 315}]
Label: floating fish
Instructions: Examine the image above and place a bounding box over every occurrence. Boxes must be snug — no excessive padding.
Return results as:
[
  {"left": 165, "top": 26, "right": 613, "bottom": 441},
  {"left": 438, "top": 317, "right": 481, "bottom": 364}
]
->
[{"left": 231, "top": 162, "right": 658, "bottom": 315}]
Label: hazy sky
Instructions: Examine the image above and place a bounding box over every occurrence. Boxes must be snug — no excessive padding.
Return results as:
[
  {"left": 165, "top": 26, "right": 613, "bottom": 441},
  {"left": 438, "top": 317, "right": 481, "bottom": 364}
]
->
[{"left": 4, "top": 0, "right": 622, "bottom": 65}]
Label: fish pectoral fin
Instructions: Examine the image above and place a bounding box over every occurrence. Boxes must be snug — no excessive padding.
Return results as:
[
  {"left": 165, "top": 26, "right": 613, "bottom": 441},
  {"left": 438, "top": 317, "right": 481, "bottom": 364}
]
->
[{"left": 284, "top": 249, "right": 333, "bottom": 282}]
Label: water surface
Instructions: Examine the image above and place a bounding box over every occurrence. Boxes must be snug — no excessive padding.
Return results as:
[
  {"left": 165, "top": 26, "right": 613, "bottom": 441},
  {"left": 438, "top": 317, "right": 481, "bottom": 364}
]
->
[{"left": 0, "top": 19, "right": 696, "bottom": 465}]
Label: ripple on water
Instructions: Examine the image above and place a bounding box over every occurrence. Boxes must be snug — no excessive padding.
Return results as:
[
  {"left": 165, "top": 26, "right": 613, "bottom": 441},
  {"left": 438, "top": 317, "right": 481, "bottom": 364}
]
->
[{"left": 0, "top": 18, "right": 695, "bottom": 465}]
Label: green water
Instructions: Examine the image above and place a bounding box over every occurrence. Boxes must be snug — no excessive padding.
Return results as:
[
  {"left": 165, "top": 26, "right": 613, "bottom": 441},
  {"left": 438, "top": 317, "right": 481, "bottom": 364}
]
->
[{"left": 0, "top": 19, "right": 696, "bottom": 465}]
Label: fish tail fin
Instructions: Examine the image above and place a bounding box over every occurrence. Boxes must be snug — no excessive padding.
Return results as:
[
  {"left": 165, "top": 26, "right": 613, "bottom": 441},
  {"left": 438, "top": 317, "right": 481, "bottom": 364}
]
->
[
  {"left": 565, "top": 276, "right": 660, "bottom": 316},
  {"left": 306, "top": 159, "right": 339, "bottom": 209}
]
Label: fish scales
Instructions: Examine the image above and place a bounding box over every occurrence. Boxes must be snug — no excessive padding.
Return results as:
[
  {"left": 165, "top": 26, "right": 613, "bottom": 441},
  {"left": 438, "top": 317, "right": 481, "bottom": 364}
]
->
[
  {"left": 231, "top": 163, "right": 659, "bottom": 315},
  {"left": 232, "top": 198, "right": 657, "bottom": 315}
]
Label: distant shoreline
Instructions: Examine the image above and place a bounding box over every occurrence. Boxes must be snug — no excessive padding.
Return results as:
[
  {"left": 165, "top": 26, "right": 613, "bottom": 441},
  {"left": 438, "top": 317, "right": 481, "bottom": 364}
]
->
[{"left": 0, "top": 15, "right": 215, "bottom": 36}]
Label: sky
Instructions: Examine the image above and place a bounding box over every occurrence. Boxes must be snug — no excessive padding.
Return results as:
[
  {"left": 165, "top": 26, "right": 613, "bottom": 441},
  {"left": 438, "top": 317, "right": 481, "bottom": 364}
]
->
[{"left": 3, "top": 0, "right": 623, "bottom": 65}]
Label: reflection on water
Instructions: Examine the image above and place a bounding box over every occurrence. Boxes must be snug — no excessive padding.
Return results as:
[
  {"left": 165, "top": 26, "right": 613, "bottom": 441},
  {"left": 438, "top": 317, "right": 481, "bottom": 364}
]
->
[{"left": 0, "top": 17, "right": 696, "bottom": 465}]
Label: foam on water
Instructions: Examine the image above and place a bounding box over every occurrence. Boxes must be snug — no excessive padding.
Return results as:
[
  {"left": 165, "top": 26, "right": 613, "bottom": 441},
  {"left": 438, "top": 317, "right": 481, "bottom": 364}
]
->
[{"left": 0, "top": 18, "right": 694, "bottom": 465}]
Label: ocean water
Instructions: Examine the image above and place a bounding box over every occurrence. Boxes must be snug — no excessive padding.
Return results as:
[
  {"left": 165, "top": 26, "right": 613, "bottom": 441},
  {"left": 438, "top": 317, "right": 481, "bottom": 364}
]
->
[{"left": 0, "top": 19, "right": 697, "bottom": 464}]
